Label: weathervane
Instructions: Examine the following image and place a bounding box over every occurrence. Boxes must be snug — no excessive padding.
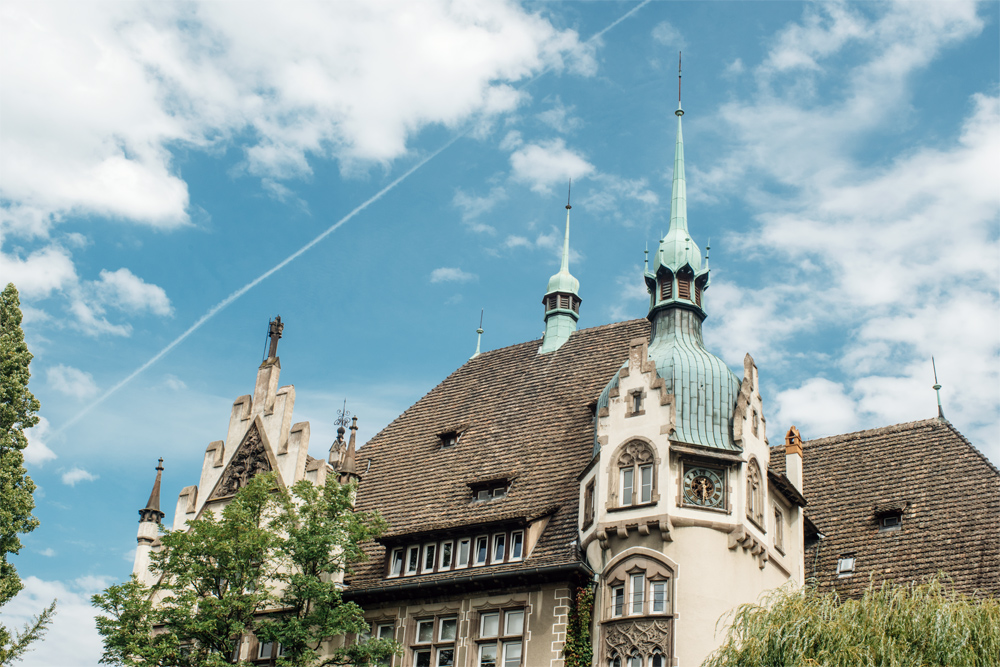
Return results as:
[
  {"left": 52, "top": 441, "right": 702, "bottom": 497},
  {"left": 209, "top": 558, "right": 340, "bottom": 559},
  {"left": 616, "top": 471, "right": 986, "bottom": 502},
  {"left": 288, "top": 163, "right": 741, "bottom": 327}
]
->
[{"left": 335, "top": 399, "right": 352, "bottom": 428}]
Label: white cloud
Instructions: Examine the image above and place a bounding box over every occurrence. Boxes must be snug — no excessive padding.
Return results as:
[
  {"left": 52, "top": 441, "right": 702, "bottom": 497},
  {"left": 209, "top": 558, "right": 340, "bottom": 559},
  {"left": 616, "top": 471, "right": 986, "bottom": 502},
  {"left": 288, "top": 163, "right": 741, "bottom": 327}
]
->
[
  {"left": 0, "top": 246, "right": 77, "bottom": 299},
  {"left": 24, "top": 416, "right": 57, "bottom": 466},
  {"left": 61, "top": 467, "right": 98, "bottom": 486},
  {"left": 163, "top": 374, "right": 187, "bottom": 391},
  {"left": 536, "top": 97, "right": 583, "bottom": 133},
  {"left": 1, "top": 0, "right": 594, "bottom": 238},
  {"left": 0, "top": 575, "right": 110, "bottom": 666},
  {"left": 697, "top": 2, "right": 998, "bottom": 461},
  {"left": 651, "top": 21, "right": 687, "bottom": 50},
  {"left": 509, "top": 139, "right": 595, "bottom": 193},
  {"left": 453, "top": 187, "right": 507, "bottom": 234},
  {"left": 608, "top": 267, "right": 650, "bottom": 321},
  {"left": 93, "top": 268, "right": 173, "bottom": 316},
  {"left": 38, "top": 548, "right": 56, "bottom": 557},
  {"left": 430, "top": 267, "right": 477, "bottom": 284},
  {"left": 47, "top": 365, "right": 99, "bottom": 400},
  {"left": 582, "top": 173, "right": 659, "bottom": 227},
  {"left": 724, "top": 58, "right": 745, "bottom": 77}
]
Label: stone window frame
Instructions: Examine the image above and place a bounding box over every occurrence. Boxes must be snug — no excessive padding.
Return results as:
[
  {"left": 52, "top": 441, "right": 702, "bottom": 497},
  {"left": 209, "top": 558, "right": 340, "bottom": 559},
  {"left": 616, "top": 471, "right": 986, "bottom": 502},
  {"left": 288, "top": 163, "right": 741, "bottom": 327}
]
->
[
  {"left": 601, "top": 549, "right": 677, "bottom": 667},
  {"left": 626, "top": 389, "right": 646, "bottom": 417},
  {"left": 772, "top": 505, "right": 784, "bottom": 555},
  {"left": 473, "top": 605, "right": 527, "bottom": 667},
  {"left": 607, "top": 439, "right": 661, "bottom": 512},
  {"left": 746, "top": 458, "right": 765, "bottom": 530},
  {"left": 583, "top": 479, "right": 596, "bottom": 529},
  {"left": 409, "top": 611, "right": 459, "bottom": 667},
  {"left": 602, "top": 551, "right": 676, "bottom": 620}
]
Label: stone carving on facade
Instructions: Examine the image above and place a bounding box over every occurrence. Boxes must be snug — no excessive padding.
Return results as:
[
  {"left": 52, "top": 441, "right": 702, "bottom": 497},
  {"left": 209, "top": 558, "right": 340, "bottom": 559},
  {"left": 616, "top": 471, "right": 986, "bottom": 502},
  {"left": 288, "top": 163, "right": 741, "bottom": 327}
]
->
[
  {"left": 617, "top": 441, "right": 655, "bottom": 467},
  {"left": 604, "top": 618, "right": 672, "bottom": 661},
  {"left": 209, "top": 424, "right": 272, "bottom": 500}
]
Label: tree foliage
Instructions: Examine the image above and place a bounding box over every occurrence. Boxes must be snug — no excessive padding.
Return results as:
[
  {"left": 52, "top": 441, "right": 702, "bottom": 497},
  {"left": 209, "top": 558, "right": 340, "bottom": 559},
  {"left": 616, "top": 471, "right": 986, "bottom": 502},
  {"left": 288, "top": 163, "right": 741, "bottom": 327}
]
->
[
  {"left": 0, "top": 283, "right": 55, "bottom": 663},
  {"left": 704, "top": 577, "right": 1000, "bottom": 667},
  {"left": 562, "top": 586, "right": 594, "bottom": 667},
  {"left": 92, "top": 472, "right": 399, "bottom": 666}
]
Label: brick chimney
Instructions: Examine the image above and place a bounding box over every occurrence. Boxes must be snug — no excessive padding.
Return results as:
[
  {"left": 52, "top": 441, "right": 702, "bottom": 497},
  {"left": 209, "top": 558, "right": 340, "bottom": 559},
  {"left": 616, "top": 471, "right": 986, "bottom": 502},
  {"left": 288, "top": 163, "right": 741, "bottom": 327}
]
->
[{"left": 785, "top": 426, "right": 803, "bottom": 492}]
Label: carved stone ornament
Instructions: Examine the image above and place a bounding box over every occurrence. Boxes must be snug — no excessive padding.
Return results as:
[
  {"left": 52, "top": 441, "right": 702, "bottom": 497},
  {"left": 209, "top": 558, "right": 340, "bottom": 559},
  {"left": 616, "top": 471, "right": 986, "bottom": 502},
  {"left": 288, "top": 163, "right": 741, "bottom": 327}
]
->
[
  {"left": 209, "top": 424, "right": 273, "bottom": 500},
  {"left": 617, "top": 441, "right": 655, "bottom": 468},
  {"left": 604, "top": 618, "right": 672, "bottom": 660}
]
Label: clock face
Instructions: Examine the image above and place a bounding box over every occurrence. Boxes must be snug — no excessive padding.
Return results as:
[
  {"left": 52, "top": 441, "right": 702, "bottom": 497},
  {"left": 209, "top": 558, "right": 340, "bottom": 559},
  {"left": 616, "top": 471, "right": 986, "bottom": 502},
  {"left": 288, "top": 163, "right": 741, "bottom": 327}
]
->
[{"left": 683, "top": 467, "right": 724, "bottom": 508}]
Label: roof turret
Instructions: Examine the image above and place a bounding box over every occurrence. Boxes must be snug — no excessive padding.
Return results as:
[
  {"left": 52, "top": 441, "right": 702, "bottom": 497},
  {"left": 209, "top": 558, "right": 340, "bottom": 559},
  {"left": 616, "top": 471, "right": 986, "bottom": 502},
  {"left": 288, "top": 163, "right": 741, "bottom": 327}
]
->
[
  {"left": 539, "top": 184, "right": 581, "bottom": 354},
  {"left": 138, "top": 458, "right": 165, "bottom": 524}
]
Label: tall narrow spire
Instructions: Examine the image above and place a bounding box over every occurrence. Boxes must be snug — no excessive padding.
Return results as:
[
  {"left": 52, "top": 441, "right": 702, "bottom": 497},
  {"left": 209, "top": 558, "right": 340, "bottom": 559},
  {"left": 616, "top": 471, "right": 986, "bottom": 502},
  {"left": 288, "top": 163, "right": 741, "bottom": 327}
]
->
[
  {"left": 338, "top": 415, "right": 361, "bottom": 484},
  {"left": 932, "top": 357, "right": 946, "bottom": 420},
  {"left": 138, "top": 458, "right": 165, "bottom": 524},
  {"left": 540, "top": 182, "right": 582, "bottom": 354},
  {"left": 471, "top": 309, "right": 484, "bottom": 359},
  {"left": 670, "top": 52, "right": 687, "bottom": 234}
]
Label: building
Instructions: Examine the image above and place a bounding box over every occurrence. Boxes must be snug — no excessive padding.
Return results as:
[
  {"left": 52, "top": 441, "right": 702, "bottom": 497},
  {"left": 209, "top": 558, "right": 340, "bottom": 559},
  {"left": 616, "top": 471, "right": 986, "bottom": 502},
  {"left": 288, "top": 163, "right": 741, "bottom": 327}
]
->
[{"left": 132, "top": 89, "right": 999, "bottom": 667}]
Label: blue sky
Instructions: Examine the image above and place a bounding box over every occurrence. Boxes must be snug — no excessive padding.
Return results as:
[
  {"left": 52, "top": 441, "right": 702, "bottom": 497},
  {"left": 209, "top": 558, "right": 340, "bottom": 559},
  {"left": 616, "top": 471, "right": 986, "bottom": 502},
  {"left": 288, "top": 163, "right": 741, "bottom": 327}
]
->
[{"left": 1, "top": 1, "right": 998, "bottom": 663}]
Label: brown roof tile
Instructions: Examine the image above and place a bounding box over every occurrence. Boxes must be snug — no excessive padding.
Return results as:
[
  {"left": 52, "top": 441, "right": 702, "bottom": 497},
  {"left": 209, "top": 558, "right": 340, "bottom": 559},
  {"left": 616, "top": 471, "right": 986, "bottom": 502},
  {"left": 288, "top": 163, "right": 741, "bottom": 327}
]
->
[
  {"left": 348, "top": 319, "right": 650, "bottom": 590},
  {"left": 773, "top": 419, "right": 1000, "bottom": 597}
]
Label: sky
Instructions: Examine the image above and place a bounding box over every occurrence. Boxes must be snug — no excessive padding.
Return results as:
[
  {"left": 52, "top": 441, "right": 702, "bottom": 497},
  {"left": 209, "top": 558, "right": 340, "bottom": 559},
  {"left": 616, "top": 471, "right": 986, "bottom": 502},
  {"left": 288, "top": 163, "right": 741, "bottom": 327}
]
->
[{"left": 1, "top": 0, "right": 998, "bottom": 664}]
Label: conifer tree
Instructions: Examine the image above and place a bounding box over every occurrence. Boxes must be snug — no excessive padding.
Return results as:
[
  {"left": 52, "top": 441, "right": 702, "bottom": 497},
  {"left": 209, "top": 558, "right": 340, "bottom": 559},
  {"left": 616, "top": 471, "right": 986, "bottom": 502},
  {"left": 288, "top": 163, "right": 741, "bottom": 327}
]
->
[{"left": 0, "top": 283, "right": 55, "bottom": 664}]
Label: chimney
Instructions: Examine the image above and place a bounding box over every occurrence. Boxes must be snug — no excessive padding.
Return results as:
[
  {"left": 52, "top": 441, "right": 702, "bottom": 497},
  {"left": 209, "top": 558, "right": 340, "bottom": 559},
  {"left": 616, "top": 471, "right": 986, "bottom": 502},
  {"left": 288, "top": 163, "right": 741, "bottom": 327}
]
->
[{"left": 785, "top": 426, "right": 803, "bottom": 492}]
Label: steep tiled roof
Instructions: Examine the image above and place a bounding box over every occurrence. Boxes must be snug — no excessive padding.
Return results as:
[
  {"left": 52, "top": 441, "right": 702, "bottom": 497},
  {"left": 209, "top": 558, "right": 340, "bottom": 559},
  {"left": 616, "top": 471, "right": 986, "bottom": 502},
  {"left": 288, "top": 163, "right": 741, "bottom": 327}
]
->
[
  {"left": 348, "top": 319, "right": 650, "bottom": 590},
  {"left": 772, "top": 419, "right": 999, "bottom": 597}
]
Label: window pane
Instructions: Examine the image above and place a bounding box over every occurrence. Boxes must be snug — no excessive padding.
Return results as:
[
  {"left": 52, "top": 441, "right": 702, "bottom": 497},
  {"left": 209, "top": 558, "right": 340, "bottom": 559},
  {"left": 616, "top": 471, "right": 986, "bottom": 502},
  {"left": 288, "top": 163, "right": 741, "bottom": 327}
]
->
[
  {"left": 476, "top": 537, "right": 489, "bottom": 564},
  {"left": 436, "top": 648, "right": 455, "bottom": 667},
  {"left": 391, "top": 549, "right": 403, "bottom": 576},
  {"left": 407, "top": 547, "right": 419, "bottom": 574},
  {"left": 441, "top": 542, "right": 453, "bottom": 569},
  {"left": 610, "top": 658, "right": 622, "bottom": 667},
  {"left": 493, "top": 534, "right": 506, "bottom": 562},
  {"left": 481, "top": 612, "right": 499, "bottom": 638},
  {"left": 458, "top": 539, "right": 470, "bottom": 567},
  {"left": 502, "top": 641, "right": 522, "bottom": 667},
  {"left": 479, "top": 644, "right": 498, "bottom": 667},
  {"left": 477, "top": 489, "right": 490, "bottom": 501},
  {"left": 417, "top": 620, "right": 434, "bottom": 643},
  {"left": 631, "top": 574, "right": 644, "bottom": 614},
  {"left": 510, "top": 532, "right": 523, "bottom": 559},
  {"left": 612, "top": 586, "right": 624, "bottom": 617},
  {"left": 622, "top": 468, "right": 634, "bottom": 506},
  {"left": 424, "top": 544, "right": 436, "bottom": 571},
  {"left": 651, "top": 655, "right": 664, "bottom": 667},
  {"left": 439, "top": 618, "right": 457, "bottom": 641},
  {"left": 504, "top": 610, "right": 524, "bottom": 636},
  {"left": 652, "top": 582, "right": 666, "bottom": 613},
  {"left": 628, "top": 656, "right": 641, "bottom": 667},
  {"left": 377, "top": 623, "right": 394, "bottom": 640},
  {"left": 640, "top": 465, "right": 653, "bottom": 504},
  {"left": 258, "top": 641, "right": 274, "bottom": 658},
  {"left": 415, "top": 650, "right": 431, "bottom": 667}
]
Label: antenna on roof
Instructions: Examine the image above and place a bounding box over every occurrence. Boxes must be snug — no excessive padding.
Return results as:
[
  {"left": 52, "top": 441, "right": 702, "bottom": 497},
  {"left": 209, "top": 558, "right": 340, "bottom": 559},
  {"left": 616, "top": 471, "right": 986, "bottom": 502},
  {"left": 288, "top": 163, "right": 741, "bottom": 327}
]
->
[
  {"left": 471, "top": 309, "right": 485, "bottom": 359},
  {"left": 931, "top": 357, "right": 946, "bottom": 420}
]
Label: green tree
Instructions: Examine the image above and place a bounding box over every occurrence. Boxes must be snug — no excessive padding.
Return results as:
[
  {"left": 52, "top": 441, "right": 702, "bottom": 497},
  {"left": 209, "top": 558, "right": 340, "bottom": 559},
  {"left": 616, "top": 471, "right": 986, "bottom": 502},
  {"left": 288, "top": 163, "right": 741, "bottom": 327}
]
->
[
  {"left": 704, "top": 577, "right": 1000, "bottom": 667},
  {"left": 0, "top": 283, "right": 55, "bottom": 663},
  {"left": 92, "top": 472, "right": 399, "bottom": 667}
]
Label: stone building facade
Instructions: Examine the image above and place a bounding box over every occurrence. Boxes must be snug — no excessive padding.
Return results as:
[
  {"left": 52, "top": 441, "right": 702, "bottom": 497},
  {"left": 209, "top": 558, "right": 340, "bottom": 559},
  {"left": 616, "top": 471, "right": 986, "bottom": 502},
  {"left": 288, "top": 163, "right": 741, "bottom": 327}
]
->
[{"left": 131, "top": 94, "right": 998, "bottom": 667}]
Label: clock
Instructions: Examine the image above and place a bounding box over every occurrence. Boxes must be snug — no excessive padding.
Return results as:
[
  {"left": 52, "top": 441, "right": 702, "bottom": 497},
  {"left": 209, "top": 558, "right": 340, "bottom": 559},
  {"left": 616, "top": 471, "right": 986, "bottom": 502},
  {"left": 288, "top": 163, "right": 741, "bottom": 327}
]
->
[{"left": 683, "top": 466, "right": 725, "bottom": 508}]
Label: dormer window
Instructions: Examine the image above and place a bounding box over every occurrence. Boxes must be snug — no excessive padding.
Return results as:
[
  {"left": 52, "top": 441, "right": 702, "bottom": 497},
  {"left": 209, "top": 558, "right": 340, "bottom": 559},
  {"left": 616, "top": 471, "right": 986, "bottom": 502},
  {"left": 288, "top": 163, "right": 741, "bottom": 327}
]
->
[
  {"left": 879, "top": 512, "right": 902, "bottom": 532},
  {"left": 837, "top": 555, "right": 856, "bottom": 578},
  {"left": 439, "top": 431, "right": 461, "bottom": 448},
  {"left": 470, "top": 478, "right": 510, "bottom": 502},
  {"left": 627, "top": 390, "right": 644, "bottom": 417}
]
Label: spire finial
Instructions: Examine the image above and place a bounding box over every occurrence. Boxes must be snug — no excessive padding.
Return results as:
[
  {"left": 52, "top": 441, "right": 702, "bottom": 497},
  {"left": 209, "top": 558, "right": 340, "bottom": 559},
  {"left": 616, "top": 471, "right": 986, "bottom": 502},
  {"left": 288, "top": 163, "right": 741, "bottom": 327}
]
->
[
  {"left": 644, "top": 244, "right": 649, "bottom": 272},
  {"left": 472, "top": 309, "right": 485, "bottom": 359},
  {"left": 560, "top": 183, "right": 572, "bottom": 273},
  {"left": 676, "top": 51, "right": 684, "bottom": 116},
  {"left": 266, "top": 315, "right": 284, "bottom": 359},
  {"left": 932, "top": 357, "right": 946, "bottom": 420}
]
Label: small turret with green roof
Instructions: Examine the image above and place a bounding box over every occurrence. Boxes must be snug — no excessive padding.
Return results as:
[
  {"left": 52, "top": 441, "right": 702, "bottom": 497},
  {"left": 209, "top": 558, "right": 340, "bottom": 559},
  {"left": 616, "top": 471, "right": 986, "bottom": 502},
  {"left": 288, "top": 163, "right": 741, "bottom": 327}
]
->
[{"left": 539, "top": 185, "right": 581, "bottom": 354}]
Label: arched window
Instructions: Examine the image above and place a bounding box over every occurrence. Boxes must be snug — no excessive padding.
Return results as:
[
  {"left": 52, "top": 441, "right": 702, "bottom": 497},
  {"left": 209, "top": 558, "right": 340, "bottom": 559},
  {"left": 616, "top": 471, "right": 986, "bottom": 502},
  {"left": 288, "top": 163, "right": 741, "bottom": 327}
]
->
[
  {"left": 746, "top": 458, "right": 764, "bottom": 527},
  {"left": 604, "top": 554, "right": 674, "bottom": 618},
  {"left": 650, "top": 652, "right": 666, "bottom": 667},
  {"left": 616, "top": 441, "right": 656, "bottom": 507},
  {"left": 610, "top": 655, "right": 622, "bottom": 667}
]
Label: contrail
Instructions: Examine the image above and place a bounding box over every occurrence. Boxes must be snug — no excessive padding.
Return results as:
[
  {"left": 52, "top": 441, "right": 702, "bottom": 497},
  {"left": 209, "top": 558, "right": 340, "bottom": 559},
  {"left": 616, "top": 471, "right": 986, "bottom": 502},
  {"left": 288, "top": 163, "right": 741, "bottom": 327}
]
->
[{"left": 54, "top": 1, "right": 650, "bottom": 436}]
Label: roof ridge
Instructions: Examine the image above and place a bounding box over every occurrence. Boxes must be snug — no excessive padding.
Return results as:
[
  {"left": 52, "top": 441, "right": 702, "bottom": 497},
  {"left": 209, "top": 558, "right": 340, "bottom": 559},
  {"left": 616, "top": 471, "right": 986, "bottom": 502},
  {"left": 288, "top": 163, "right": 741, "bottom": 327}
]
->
[
  {"left": 940, "top": 419, "right": 1000, "bottom": 477},
  {"left": 802, "top": 417, "right": 944, "bottom": 445}
]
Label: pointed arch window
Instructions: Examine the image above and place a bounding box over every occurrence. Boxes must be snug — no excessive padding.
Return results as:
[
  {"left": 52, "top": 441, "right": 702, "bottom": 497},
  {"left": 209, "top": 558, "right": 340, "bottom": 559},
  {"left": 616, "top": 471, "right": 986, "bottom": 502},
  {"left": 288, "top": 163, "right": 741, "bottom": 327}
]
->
[
  {"left": 746, "top": 458, "right": 765, "bottom": 528},
  {"left": 615, "top": 441, "right": 657, "bottom": 507}
]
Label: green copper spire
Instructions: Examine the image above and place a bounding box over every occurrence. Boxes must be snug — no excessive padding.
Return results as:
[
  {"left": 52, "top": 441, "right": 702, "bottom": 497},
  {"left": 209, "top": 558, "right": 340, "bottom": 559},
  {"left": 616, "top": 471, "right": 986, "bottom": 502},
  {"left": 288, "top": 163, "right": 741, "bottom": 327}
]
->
[{"left": 540, "top": 183, "right": 581, "bottom": 354}]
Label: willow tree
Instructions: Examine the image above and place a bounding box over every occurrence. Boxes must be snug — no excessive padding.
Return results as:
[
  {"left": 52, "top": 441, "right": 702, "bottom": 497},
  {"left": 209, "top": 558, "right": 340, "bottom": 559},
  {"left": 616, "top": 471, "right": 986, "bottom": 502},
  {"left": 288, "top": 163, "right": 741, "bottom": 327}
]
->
[{"left": 704, "top": 577, "right": 1000, "bottom": 667}]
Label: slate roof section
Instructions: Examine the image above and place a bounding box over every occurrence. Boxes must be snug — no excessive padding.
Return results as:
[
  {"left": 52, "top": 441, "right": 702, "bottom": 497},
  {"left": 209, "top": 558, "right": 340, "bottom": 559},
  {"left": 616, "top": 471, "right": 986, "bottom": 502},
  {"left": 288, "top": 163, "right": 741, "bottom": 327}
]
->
[
  {"left": 348, "top": 319, "right": 651, "bottom": 591},
  {"left": 771, "top": 418, "right": 999, "bottom": 597}
]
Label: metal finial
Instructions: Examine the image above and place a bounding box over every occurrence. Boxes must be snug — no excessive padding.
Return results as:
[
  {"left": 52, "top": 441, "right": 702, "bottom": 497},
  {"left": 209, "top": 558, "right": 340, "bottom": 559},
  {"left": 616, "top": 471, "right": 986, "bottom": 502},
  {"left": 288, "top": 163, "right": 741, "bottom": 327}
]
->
[
  {"left": 644, "top": 244, "right": 649, "bottom": 271},
  {"left": 931, "top": 357, "right": 945, "bottom": 420},
  {"left": 472, "top": 309, "right": 485, "bottom": 359},
  {"left": 705, "top": 238, "right": 711, "bottom": 261},
  {"left": 676, "top": 51, "right": 684, "bottom": 117},
  {"left": 335, "top": 399, "right": 351, "bottom": 428},
  {"left": 566, "top": 179, "right": 572, "bottom": 210},
  {"left": 156, "top": 457, "right": 164, "bottom": 471}
]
